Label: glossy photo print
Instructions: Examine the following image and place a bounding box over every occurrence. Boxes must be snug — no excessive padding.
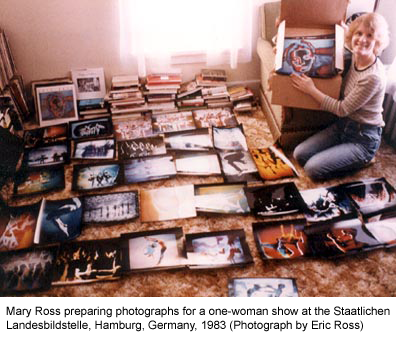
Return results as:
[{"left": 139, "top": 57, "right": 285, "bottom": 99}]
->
[
  {"left": 24, "top": 123, "right": 68, "bottom": 148},
  {"left": 152, "top": 111, "right": 196, "bottom": 133},
  {"left": 228, "top": 277, "right": 298, "bottom": 297},
  {"left": 82, "top": 191, "right": 139, "bottom": 224},
  {"left": 212, "top": 125, "right": 248, "bottom": 151},
  {"left": 73, "top": 138, "right": 115, "bottom": 160},
  {"left": 23, "top": 142, "right": 69, "bottom": 168},
  {"left": 192, "top": 108, "right": 238, "bottom": 128},
  {"left": 118, "top": 135, "right": 166, "bottom": 160},
  {"left": 164, "top": 128, "right": 213, "bottom": 151},
  {"left": 69, "top": 117, "right": 113, "bottom": 140},
  {"left": 218, "top": 150, "right": 260, "bottom": 183},
  {"left": 175, "top": 151, "right": 222, "bottom": 176},
  {"left": 112, "top": 114, "right": 153, "bottom": 141}
]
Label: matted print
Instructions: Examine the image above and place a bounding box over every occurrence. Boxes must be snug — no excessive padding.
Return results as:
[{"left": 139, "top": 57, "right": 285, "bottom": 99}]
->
[
  {"left": 120, "top": 228, "right": 186, "bottom": 272},
  {"left": 112, "top": 114, "right": 153, "bottom": 141},
  {"left": 52, "top": 238, "right": 122, "bottom": 285},
  {"left": 0, "top": 202, "right": 41, "bottom": 252},
  {"left": 186, "top": 229, "right": 253, "bottom": 268},
  {"left": 71, "top": 68, "right": 106, "bottom": 100},
  {"left": 164, "top": 128, "right": 212, "bottom": 151},
  {"left": 341, "top": 178, "right": 396, "bottom": 218},
  {"left": 300, "top": 186, "right": 357, "bottom": 223},
  {"left": 152, "top": 111, "right": 196, "bottom": 133},
  {"left": 72, "top": 162, "right": 122, "bottom": 191},
  {"left": 140, "top": 185, "right": 196, "bottom": 222},
  {"left": 194, "top": 183, "right": 250, "bottom": 214},
  {"left": 24, "top": 123, "right": 68, "bottom": 148},
  {"left": 0, "top": 246, "right": 58, "bottom": 294},
  {"left": 175, "top": 151, "right": 221, "bottom": 176},
  {"left": 253, "top": 220, "right": 309, "bottom": 260},
  {"left": 118, "top": 135, "right": 166, "bottom": 160},
  {"left": 218, "top": 150, "right": 260, "bottom": 183},
  {"left": 228, "top": 277, "right": 299, "bottom": 297},
  {"left": 123, "top": 155, "right": 176, "bottom": 184},
  {"left": 277, "top": 34, "right": 336, "bottom": 78},
  {"left": 245, "top": 182, "right": 305, "bottom": 217},
  {"left": 35, "top": 198, "right": 83, "bottom": 245},
  {"left": 212, "top": 125, "right": 248, "bottom": 151},
  {"left": 73, "top": 138, "right": 115, "bottom": 160},
  {"left": 36, "top": 84, "right": 78, "bottom": 127},
  {"left": 23, "top": 142, "right": 69, "bottom": 168},
  {"left": 82, "top": 191, "right": 139, "bottom": 224},
  {"left": 193, "top": 108, "right": 238, "bottom": 128},
  {"left": 69, "top": 117, "right": 113, "bottom": 140},
  {"left": 250, "top": 145, "right": 298, "bottom": 180},
  {"left": 14, "top": 166, "right": 65, "bottom": 197}
]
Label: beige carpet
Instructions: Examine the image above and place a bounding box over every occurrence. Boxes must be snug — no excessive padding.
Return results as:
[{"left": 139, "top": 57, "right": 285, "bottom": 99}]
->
[{"left": 4, "top": 109, "right": 396, "bottom": 297}]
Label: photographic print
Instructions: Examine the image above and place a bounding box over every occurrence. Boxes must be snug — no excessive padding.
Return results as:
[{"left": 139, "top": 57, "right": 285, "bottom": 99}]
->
[
  {"left": 23, "top": 142, "right": 69, "bottom": 168},
  {"left": 365, "top": 212, "right": 396, "bottom": 248},
  {"left": 69, "top": 117, "right": 113, "bottom": 140},
  {"left": 152, "top": 111, "right": 196, "bottom": 133},
  {"left": 14, "top": 166, "right": 65, "bottom": 197},
  {"left": 253, "top": 220, "right": 309, "bottom": 260},
  {"left": 186, "top": 229, "right": 253, "bottom": 268},
  {"left": 218, "top": 150, "right": 260, "bottom": 183},
  {"left": 82, "top": 191, "right": 139, "bottom": 224},
  {"left": 193, "top": 108, "right": 238, "bottom": 128},
  {"left": 341, "top": 178, "right": 396, "bottom": 218},
  {"left": 123, "top": 155, "right": 176, "bottom": 184},
  {"left": 35, "top": 198, "right": 83, "bottom": 245},
  {"left": 36, "top": 84, "right": 78, "bottom": 127},
  {"left": 228, "top": 277, "right": 298, "bottom": 297},
  {"left": 0, "top": 202, "right": 41, "bottom": 252},
  {"left": 73, "top": 138, "right": 115, "bottom": 160},
  {"left": 52, "top": 238, "right": 122, "bottom": 285},
  {"left": 72, "top": 162, "right": 122, "bottom": 191},
  {"left": 307, "top": 218, "right": 381, "bottom": 258},
  {"left": 24, "top": 123, "right": 68, "bottom": 148},
  {"left": 212, "top": 125, "right": 248, "bottom": 151},
  {"left": 164, "top": 128, "right": 213, "bottom": 151},
  {"left": 140, "top": 185, "right": 196, "bottom": 222},
  {"left": 118, "top": 135, "right": 166, "bottom": 160},
  {"left": 245, "top": 182, "right": 305, "bottom": 217},
  {"left": 175, "top": 151, "right": 221, "bottom": 176},
  {"left": 250, "top": 145, "right": 298, "bottom": 180},
  {"left": 120, "top": 228, "right": 186, "bottom": 272},
  {"left": 0, "top": 246, "right": 58, "bottom": 295},
  {"left": 71, "top": 68, "right": 106, "bottom": 100},
  {"left": 112, "top": 114, "right": 153, "bottom": 141},
  {"left": 300, "top": 186, "right": 357, "bottom": 223},
  {"left": 277, "top": 34, "right": 336, "bottom": 78},
  {"left": 194, "top": 183, "right": 250, "bottom": 214}
]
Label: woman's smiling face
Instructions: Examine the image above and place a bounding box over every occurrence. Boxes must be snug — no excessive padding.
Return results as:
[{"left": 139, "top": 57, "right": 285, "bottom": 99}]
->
[{"left": 351, "top": 23, "right": 376, "bottom": 57}]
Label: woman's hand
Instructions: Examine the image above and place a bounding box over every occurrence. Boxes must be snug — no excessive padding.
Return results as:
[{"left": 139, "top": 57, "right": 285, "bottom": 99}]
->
[{"left": 291, "top": 73, "right": 317, "bottom": 95}]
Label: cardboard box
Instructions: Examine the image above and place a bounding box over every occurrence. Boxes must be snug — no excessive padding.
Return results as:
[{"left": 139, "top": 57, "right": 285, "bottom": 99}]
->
[{"left": 271, "top": 0, "right": 348, "bottom": 110}]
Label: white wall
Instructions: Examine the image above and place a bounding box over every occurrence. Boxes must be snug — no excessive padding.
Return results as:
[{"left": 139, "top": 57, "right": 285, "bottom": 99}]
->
[
  {"left": 376, "top": 0, "right": 396, "bottom": 65},
  {"left": 0, "top": 0, "right": 275, "bottom": 93}
]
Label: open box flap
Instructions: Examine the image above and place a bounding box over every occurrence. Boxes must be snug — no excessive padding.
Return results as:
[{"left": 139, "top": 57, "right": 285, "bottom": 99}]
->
[{"left": 280, "top": 0, "right": 348, "bottom": 28}]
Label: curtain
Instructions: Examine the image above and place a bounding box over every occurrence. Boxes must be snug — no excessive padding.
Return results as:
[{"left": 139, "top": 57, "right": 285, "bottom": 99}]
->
[{"left": 119, "top": 0, "right": 253, "bottom": 76}]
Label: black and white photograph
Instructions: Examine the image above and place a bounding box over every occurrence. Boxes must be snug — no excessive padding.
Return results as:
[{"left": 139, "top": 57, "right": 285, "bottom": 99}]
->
[
  {"left": 164, "top": 128, "right": 213, "bottom": 151},
  {"left": 82, "top": 191, "right": 139, "bottom": 224},
  {"left": 228, "top": 277, "right": 299, "bottom": 297},
  {"left": 123, "top": 155, "right": 176, "bottom": 184},
  {"left": 212, "top": 125, "right": 248, "bottom": 151},
  {"left": 71, "top": 68, "right": 106, "bottom": 100},
  {"left": 192, "top": 108, "right": 238, "bottom": 128},
  {"left": 152, "top": 111, "right": 196, "bottom": 133},
  {"left": 120, "top": 228, "right": 186, "bottom": 272},
  {"left": 23, "top": 142, "right": 69, "bottom": 168},
  {"left": 69, "top": 117, "right": 113, "bottom": 140},
  {"left": 73, "top": 138, "right": 115, "bottom": 160},
  {"left": 112, "top": 114, "right": 153, "bottom": 141},
  {"left": 218, "top": 150, "right": 260, "bottom": 183},
  {"left": 118, "top": 135, "right": 166, "bottom": 160},
  {"left": 175, "top": 151, "right": 221, "bottom": 176},
  {"left": 245, "top": 182, "right": 305, "bottom": 217}
]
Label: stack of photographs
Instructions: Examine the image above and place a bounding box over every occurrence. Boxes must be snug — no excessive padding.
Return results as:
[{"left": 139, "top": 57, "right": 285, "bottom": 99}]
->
[
  {"left": 194, "top": 183, "right": 250, "bottom": 214},
  {"left": 186, "top": 229, "right": 253, "bottom": 269},
  {"left": 299, "top": 186, "right": 358, "bottom": 224},
  {"left": 123, "top": 154, "right": 176, "bottom": 184},
  {"left": 72, "top": 162, "right": 122, "bottom": 192},
  {"left": 112, "top": 114, "right": 153, "bottom": 141},
  {"left": 120, "top": 228, "right": 186, "bottom": 272},
  {"left": 250, "top": 145, "right": 298, "bottom": 180},
  {"left": 152, "top": 111, "right": 196, "bottom": 133},
  {"left": 228, "top": 277, "right": 299, "bottom": 297},
  {"left": 192, "top": 108, "right": 238, "bottom": 128},
  {"left": 118, "top": 135, "right": 166, "bottom": 160},
  {"left": 174, "top": 151, "right": 221, "bottom": 176},
  {"left": 82, "top": 191, "right": 139, "bottom": 225},
  {"left": 140, "top": 185, "right": 196, "bottom": 222},
  {"left": 164, "top": 128, "right": 213, "bottom": 152},
  {"left": 245, "top": 182, "right": 305, "bottom": 217},
  {"left": 52, "top": 238, "right": 122, "bottom": 285},
  {"left": 0, "top": 246, "right": 58, "bottom": 295}
]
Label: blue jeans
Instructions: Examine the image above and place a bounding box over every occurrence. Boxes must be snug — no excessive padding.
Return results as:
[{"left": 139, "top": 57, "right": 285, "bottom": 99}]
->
[{"left": 293, "top": 118, "right": 382, "bottom": 180}]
